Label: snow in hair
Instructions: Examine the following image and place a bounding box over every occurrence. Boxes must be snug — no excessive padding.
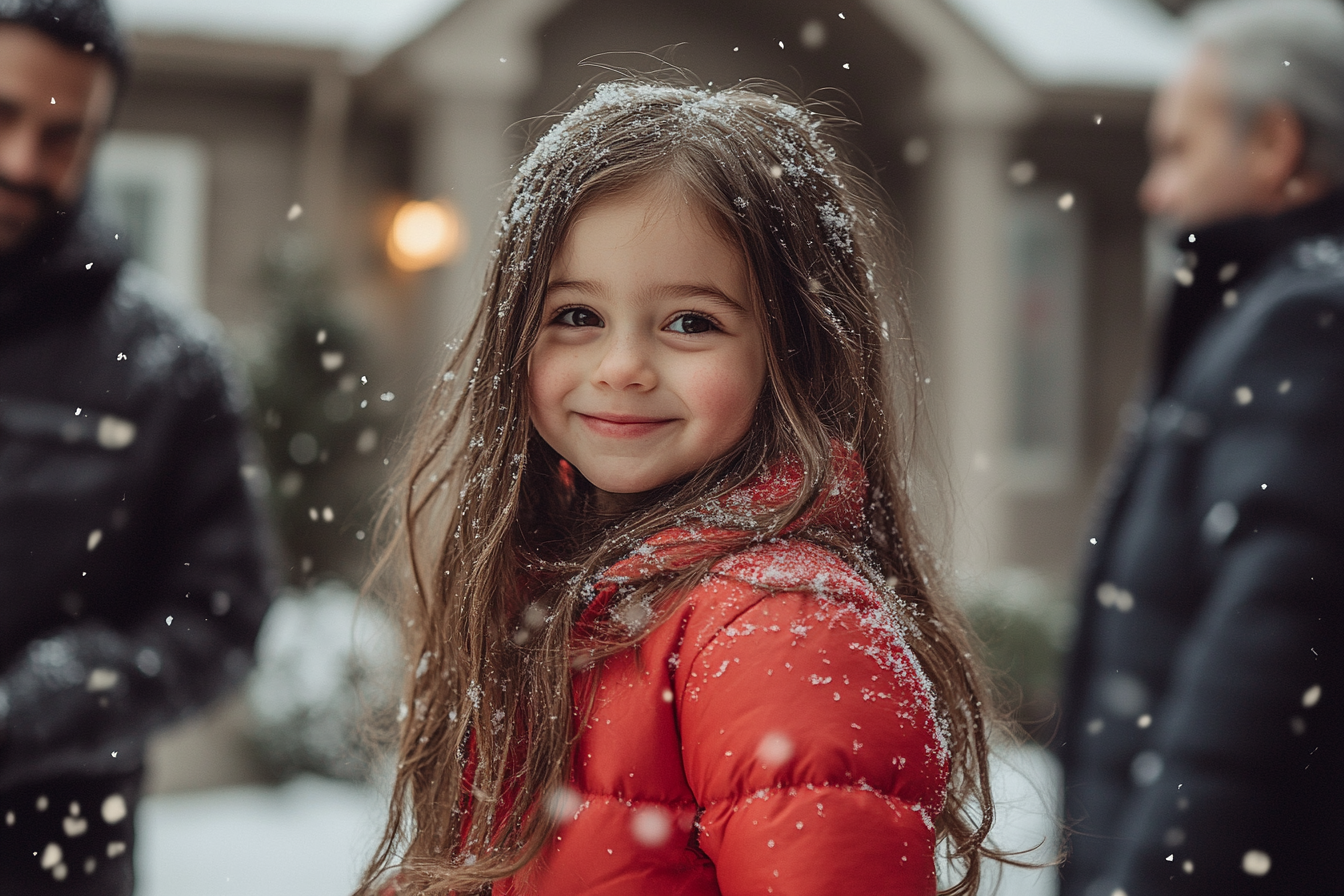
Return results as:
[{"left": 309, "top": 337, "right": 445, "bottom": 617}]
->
[{"left": 502, "top": 81, "right": 858, "bottom": 256}]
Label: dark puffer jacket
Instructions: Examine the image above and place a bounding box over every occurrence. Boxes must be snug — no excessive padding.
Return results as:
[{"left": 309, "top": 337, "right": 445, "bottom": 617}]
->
[
  {"left": 0, "top": 210, "right": 271, "bottom": 891},
  {"left": 1060, "top": 191, "right": 1344, "bottom": 895}
]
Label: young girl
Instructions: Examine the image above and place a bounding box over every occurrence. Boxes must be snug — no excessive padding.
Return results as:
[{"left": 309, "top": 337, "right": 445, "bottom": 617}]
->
[{"left": 362, "top": 80, "right": 999, "bottom": 896}]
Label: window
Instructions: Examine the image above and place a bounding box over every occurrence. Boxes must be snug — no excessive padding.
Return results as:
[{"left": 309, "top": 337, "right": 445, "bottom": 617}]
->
[
  {"left": 1005, "top": 187, "right": 1084, "bottom": 492},
  {"left": 90, "top": 133, "right": 209, "bottom": 308}
]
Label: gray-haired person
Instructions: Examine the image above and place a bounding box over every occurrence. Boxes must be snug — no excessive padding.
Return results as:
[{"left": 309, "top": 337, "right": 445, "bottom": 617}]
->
[
  {"left": 0, "top": 1, "right": 272, "bottom": 893},
  {"left": 1059, "top": 1, "right": 1344, "bottom": 893}
]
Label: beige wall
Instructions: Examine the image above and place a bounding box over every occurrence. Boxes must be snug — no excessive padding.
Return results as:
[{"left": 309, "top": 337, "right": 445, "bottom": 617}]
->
[
  {"left": 116, "top": 37, "right": 423, "bottom": 358},
  {"left": 116, "top": 43, "right": 308, "bottom": 335}
]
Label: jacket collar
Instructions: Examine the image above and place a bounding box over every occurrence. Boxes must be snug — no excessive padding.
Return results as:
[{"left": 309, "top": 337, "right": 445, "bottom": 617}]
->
[
  {"left": 595, "top": 442, "right": 868, "bottom": 586},
  {"left": 1155, "top": 188, "right": 1344, "bottom": 393},
  {"left": 0, "top": 205, "right": 126, "bottom": 332}
]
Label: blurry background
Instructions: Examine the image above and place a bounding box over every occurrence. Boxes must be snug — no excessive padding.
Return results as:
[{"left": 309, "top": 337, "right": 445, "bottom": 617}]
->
[{"left": 93, "top": 0, "right": 1203, "bottom": 892}]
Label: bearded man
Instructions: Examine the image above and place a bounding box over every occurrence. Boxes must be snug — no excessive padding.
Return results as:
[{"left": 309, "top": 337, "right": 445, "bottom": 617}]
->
[{"left": 0, "top": 2, "right": 271, "bottom": 892}]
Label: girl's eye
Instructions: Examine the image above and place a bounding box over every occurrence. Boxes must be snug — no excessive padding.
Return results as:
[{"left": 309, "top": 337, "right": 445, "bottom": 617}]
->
[
  {"left": 667, "top": 313, "right": 717, "bottom": 335},
  {"left": 556, "top": 307, "right": 603, "bottom": 328}
]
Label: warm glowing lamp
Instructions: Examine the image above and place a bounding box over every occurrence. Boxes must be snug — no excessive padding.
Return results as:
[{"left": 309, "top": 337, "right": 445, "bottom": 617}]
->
[{"left": 386, "top": 199, "right": 463, "bottom": 272}]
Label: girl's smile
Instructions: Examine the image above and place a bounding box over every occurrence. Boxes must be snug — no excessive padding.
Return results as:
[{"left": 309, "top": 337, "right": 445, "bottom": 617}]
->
[
  {"left": 577, "top": 413, "right": 675, "bottom": 438},
  {"left": 528, "top": 180, "right": 767, "bottom": 495}
]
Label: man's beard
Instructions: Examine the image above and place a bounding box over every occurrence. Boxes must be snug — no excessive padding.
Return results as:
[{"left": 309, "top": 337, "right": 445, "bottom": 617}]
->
[{"left": 0, "top": 174, "right": 61, "bottom": 261}]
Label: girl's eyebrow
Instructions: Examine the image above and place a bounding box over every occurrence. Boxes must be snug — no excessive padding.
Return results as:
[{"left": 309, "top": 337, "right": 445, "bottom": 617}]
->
[
  {"left": 663, "top": 283, "right": 748, "bottom": 311},
  {"left": 545, "top": 279, "right": 748, "bottom": 311},
  {"left": 543, "top": 278, "right": 596, "bottom": 296}
]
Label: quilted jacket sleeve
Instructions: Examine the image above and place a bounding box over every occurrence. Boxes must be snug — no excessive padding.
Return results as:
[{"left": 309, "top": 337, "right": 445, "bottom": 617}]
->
[{"left": 673, "top": 553, "right": 948, "bottom": 896}]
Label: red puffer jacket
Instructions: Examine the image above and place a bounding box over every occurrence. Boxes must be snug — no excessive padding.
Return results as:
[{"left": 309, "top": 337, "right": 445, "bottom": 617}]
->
[{"left": 496, "top": 450, "right": 949, "bottom": 895}]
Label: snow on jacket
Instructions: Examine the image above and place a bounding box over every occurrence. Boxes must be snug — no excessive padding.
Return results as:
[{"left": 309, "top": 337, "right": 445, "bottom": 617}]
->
[{"left": 496, "top": 448, "right": 949, "bottom": 895}]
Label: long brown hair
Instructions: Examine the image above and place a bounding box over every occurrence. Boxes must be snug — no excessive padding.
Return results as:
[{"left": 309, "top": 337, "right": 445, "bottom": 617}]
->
[{"left": 361, "top": 78, "right": 1001, "bottom": 895}]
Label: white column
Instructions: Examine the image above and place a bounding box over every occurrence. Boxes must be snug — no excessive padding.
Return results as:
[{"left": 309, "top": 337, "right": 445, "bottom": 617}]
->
[
  {"left": 415, "top": 90, "right": 518, "bottom": 346},
  {"left": 300, "top": 63, "right": 349, "bottom": 247},
  {"left": 924, "top": 122, "right": 1015, "bottom": 575}
]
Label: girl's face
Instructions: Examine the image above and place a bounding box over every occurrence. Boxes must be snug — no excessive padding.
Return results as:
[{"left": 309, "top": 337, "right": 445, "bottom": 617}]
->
[{"left": 528, "top": 181, "right": 767, "bottom": 496}]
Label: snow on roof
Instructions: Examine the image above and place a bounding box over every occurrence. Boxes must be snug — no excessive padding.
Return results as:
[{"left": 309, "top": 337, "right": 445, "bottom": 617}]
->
[
  {"left": 942, "top": 0, "right": 1192, "bottom": 88},
  {"left": 108, "top": 0, "right": 1188, "bottom": 88},
  {"left": 107, "top": 0, "right": 463, "bottom": 57}
]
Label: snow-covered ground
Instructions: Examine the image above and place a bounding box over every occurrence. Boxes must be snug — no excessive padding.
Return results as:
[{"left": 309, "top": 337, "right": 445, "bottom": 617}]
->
[
  {"left": 979, "top": 744, "right": 1062, "bottom": 896},
  {"left": 136, "top": 746, "right": 1061, "bottom": 896},
  {"left": 135, "top": 775, "right": 389, "bottom": 896}
]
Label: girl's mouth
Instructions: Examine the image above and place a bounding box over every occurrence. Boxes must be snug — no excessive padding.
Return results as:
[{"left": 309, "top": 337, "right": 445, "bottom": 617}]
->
[{"left": 577, "top": 413, "right": 675, "bottom": 438}]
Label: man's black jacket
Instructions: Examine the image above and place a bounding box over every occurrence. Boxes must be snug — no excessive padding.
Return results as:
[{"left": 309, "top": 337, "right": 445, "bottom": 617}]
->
[
  {"left": 1060, "top": 191, "right": 1344, "bottom": 895},
  {"left": 0, "top": 209, "right": 271, "bottom": 791}
]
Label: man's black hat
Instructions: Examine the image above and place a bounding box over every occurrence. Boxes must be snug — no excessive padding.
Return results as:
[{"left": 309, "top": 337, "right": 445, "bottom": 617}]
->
[{"left": 0, "top": 0, "right": 127, "bottom": 81}]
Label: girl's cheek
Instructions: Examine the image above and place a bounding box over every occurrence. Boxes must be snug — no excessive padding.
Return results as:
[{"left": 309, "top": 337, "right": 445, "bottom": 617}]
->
[
  {"left": 527, "top": 348, "right": 560, "bottom": 400},
  {"left": 685, "top": 360, "right": 763, "bottom": 427},
  {"left": 526, "top": 361, "right": 558, "bottom": 421}
]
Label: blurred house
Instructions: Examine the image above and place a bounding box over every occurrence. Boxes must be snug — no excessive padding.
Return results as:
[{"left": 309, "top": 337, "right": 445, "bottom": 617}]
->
[
  {"left": 99, "top": 32, "right": 420, "bottom": 370},
  {"left": 103, "top": 0, "right": 1189, "bottom": 788}
]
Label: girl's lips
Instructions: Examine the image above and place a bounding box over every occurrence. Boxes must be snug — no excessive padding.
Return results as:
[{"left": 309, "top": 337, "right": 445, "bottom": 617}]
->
[{"left": 577, "top": 413, "right": 675, "bottom": 438}]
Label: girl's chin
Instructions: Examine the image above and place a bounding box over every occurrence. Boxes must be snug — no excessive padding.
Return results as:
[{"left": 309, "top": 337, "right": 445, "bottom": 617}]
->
[
  {"left": 582, "top": 469, "right": 681, "bottom": 501},
  {"left": 588, "top": 477, "right": 667, "bottom": 497}
]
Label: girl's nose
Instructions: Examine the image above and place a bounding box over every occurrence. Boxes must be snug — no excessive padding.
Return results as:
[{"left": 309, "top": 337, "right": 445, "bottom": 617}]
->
[{"left": 592, "top": 332, "right": 656, "bottom": 391}]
